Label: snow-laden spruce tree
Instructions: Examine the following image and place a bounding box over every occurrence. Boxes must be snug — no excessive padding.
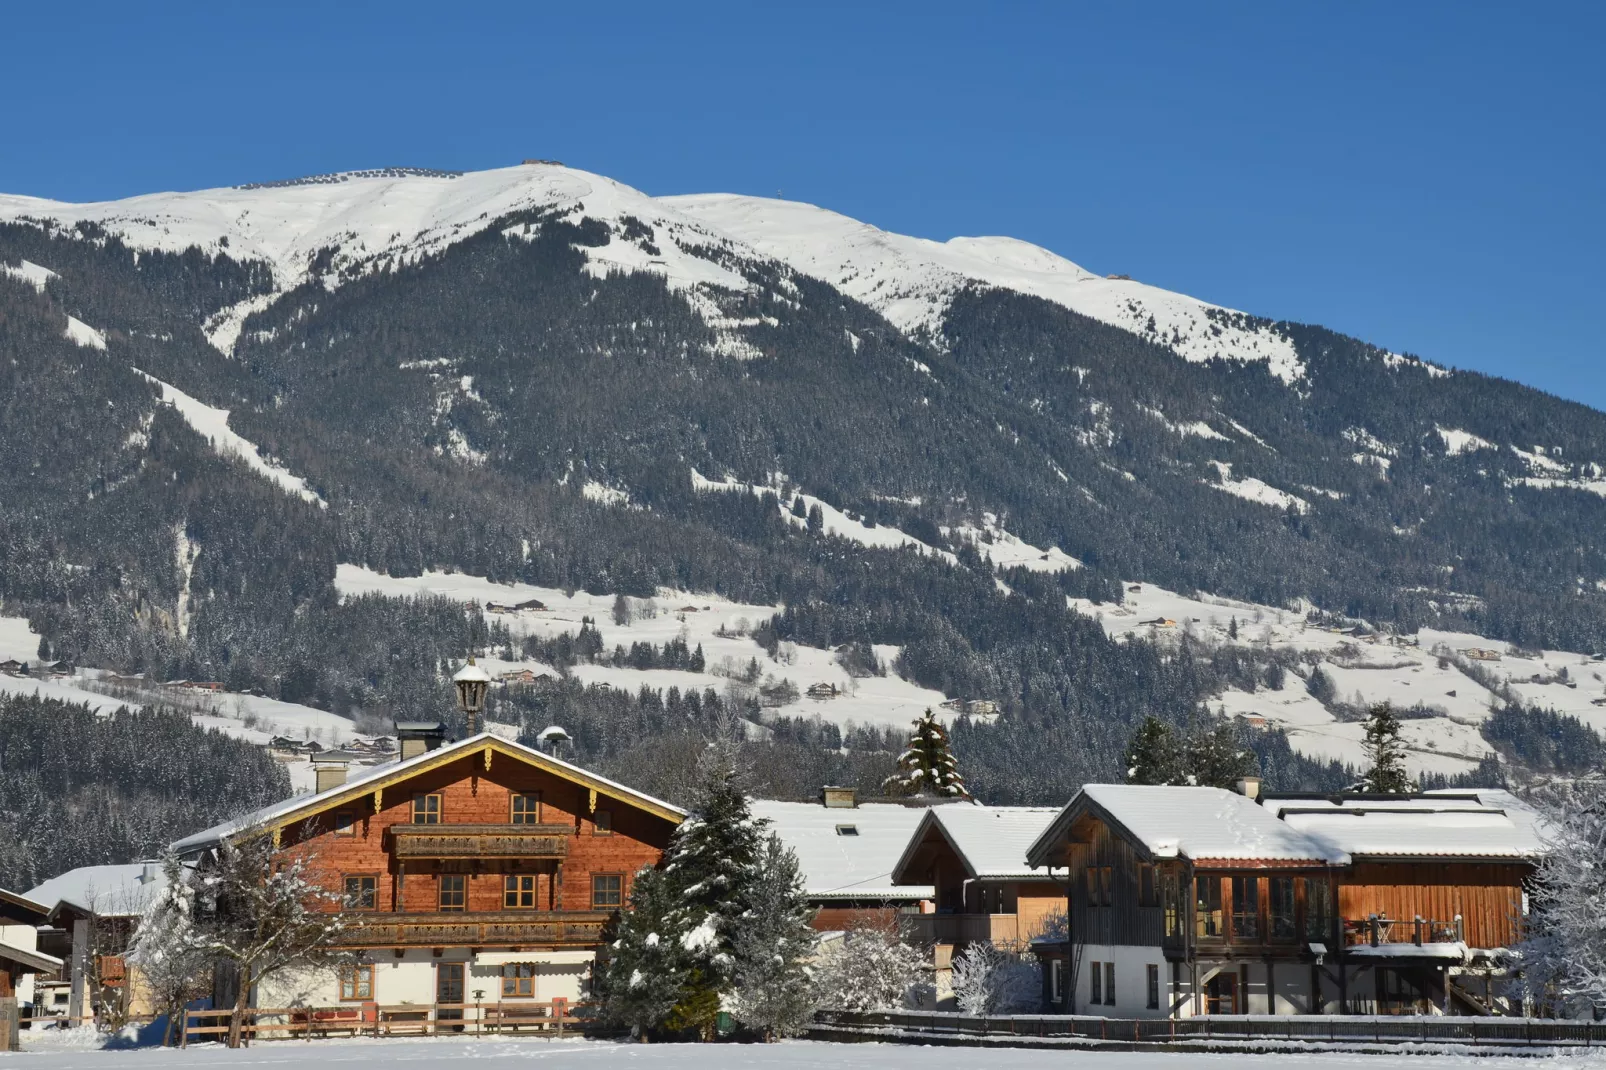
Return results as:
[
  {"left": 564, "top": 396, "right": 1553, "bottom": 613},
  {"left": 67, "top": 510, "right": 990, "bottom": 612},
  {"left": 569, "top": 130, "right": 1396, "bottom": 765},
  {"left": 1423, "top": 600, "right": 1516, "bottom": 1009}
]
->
[
  {"left": 596, "top": 864, "right": 688, "bottom": 1041},
  {"left": 729, "top": 833, "right": 818, "bottom": 1040},
  {"left": 125, "top": 854, "right": 211, "bottom": 1046},
  {"left": 190, "top": 837, "right": 348, "bottom": 1047},
  {"left": 1125, "top": 716, "right": 1181, "bottom": 785},
  {"left": 949, "top": 942, "right": 1043, "bottom": 1016},
  {"left": 813, "top": 921, "right": 929, "bottom": 1011},
  {"left": 883, "top": 708, "right": 970, "bottom": 799},
  {"left": 1181, "top": 718, "right": 1256, "bottom": 789},
  {"left": 1518, "top": 779, "right": 1606, "bottom": 1015},
  {"left": 1360, "top": 703, "right": 1413, "bottom": 793}
]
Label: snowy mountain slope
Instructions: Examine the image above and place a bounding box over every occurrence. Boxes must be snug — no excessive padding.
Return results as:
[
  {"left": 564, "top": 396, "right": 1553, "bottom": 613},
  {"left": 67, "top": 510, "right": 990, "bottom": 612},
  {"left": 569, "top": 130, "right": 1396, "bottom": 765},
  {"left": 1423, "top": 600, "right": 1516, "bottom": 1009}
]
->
[{"left": 662, "top": 193, "right": 1305, "bottom": 382}]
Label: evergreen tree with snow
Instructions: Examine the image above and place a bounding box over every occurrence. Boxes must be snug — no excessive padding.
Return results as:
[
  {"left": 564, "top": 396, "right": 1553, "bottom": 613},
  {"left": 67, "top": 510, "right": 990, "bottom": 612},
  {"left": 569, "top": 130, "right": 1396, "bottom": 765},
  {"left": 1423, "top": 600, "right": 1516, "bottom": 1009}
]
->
[
  {"left": 1519, "top": 779, "right": 1606, "bottom": 1015},
  {"left": 125, "top": 853, "right": 211, "bottom": 1046},
  {"left": 1360, "top": 703, "right": 1413, "bottom": 793},
  {"left": 1181, "top": 718, "right": 1257, "bottom": 789},
  {"left": 729, "top": 833, "right": 818, "bottom": 1040},
  {"left": 596, "top": 864, "right": 688, "bottom": 1041},
  {"left": 1125, "top": 716, "right": 1181, "bottom": 785},
  {"left": 883, "top": 708, "right": 970, "bottom": 798}
]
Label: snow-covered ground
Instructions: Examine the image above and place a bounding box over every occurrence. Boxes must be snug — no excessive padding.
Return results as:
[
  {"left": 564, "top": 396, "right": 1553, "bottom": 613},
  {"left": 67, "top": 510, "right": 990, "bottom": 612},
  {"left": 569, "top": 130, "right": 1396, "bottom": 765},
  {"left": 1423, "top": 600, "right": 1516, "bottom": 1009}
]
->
[
  {"left": 0, "top": 614, "right": 44, "bottom": 663},
  {"left": 16, "top": 1034, "right": 1606, "bottom": 1068},
  {"left": 336, "top": 564, "right": 955, "bottom": 731}
]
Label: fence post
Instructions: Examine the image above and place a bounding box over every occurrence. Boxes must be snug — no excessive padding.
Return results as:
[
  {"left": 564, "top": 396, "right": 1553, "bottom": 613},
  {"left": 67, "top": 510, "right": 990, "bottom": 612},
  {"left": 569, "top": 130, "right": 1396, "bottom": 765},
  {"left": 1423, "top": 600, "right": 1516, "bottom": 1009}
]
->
[{"left": 180, "top": 1009, "right": 189, "bottom": 1049}]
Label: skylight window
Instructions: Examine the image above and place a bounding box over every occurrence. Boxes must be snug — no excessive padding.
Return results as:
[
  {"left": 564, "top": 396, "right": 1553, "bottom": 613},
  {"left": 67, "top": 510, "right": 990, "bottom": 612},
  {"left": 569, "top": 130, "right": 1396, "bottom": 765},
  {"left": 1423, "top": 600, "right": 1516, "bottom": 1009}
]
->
[{"left": 835, "top": 824, "right": 860, "bottom": 836}]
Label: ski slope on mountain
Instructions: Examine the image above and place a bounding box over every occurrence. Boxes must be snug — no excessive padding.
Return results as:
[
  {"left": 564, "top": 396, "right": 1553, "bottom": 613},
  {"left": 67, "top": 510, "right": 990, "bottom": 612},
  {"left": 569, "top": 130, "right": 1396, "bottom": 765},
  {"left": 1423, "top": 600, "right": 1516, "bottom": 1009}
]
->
[{"left": 663, "top": 193, "right": 1305, "bottom": 382}]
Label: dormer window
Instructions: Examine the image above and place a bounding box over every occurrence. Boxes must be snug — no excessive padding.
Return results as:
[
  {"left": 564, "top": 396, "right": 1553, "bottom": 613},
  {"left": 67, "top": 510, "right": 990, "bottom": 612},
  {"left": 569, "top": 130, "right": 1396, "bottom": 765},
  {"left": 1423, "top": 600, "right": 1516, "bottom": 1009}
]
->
[{"left": 835, "top": 824, "right": 859, "bottom": 836}]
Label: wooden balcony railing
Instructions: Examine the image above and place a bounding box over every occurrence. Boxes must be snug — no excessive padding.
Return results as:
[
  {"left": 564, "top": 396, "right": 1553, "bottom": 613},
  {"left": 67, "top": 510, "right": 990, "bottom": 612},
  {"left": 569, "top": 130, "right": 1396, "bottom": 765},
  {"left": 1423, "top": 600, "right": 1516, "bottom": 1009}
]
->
[
  {"left": 1344, "top": 915, "right": 1464, "bottom": 947},
  {"left": 389, "top": 823, "right": 571, "bottom": 860},
  {"left": 336, "top": 910, "right": 611, "bottom": 948}
]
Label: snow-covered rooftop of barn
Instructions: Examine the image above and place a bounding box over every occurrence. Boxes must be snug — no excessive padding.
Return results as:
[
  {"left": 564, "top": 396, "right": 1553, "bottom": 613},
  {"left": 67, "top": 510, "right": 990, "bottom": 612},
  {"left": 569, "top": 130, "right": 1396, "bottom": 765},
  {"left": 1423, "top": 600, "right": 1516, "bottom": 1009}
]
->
[
  {"left": 751, "top": 800, "right": 937, "bottom": 901},
  {"left": 927, "top": 805, "right": 1064, "bottom": 879},
  {"left": 1268, "top": 791, "right": 1548, "bottom": 860},
  {"left": 1079, "top": 785, "right": 1348, "bottom": 863},
  {"left": 25, "top": 863, "right": 174, "bottom": 917},
  {"left": 170, "top": 732, "right": 685, "bottom": 854}
]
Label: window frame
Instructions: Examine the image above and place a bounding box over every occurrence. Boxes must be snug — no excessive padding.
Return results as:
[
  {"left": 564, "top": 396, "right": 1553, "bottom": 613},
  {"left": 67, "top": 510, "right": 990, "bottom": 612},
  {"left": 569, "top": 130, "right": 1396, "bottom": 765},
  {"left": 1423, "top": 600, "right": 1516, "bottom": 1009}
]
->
[
  {"left": 342, "top": 874, "right": 379, "bottom": 911},
  {"left": 591, "top": 873, "right": 623, "bottom": 909},
  {"left": 333, "top": 811, "right": 357, "bottom": 837},
  {"left": 501, "top": 962, "right": 536, "bottom": 998},
  {"left": 593, "top": 809, "right": 613, "bottom": 835},
  {"left": 1195, "top": 875, "right": 1223, "bottom": 938},
  {"left": 1230, "top": 875, "right": 1260, "bottom": 942},
  {"left": 1269, "top": 876, "right": 1297, "bottom": 941},
  {"left": 510, "top": 793, "right": 541, "bottom": 825},
  {"left": 1304, "top": 876, "right": 1334, "bottom": 941},
  {"left": 504, "top": 873, "right": 537, "bottom": 910},
  {"left": 1050, "top": 959, "right": 1063, "bottom": 1004},
  {"left": 1104, "top": 961, "right": 1116, "bottom": 1006},
  {"left": 412, "top": 792, "right": 443, "bottom": 825},
  {"left": 1146, "top": 963, "right": 1160, "bottom": 1010},
  {"left": 1090, "top": 959, "right": 1102, "bottom": 1005},
  {"left": 339, "top": 963, "right": 374, "bottom": 1001},
  {"left": 439, "top": 873, "right": 467, "bottom": 912}
]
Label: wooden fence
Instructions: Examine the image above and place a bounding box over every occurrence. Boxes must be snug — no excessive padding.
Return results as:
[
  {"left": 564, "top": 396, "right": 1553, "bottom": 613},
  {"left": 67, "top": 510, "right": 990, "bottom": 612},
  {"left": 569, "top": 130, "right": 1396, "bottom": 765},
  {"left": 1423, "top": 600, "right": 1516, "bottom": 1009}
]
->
[
  {"left": 813, "top": 1009, "right": 1606, "bottom": 1050},
  {"left": 179, "top": 1001, "right": 586, "bottom": 1045}
]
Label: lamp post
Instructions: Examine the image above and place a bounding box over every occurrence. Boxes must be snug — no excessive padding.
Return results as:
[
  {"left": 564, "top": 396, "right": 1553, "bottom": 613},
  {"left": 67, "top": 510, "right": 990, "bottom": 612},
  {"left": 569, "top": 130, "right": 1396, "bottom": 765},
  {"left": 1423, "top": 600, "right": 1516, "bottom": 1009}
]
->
[{"left": 453, "top": 657, "right": 491, "bottom": 736}]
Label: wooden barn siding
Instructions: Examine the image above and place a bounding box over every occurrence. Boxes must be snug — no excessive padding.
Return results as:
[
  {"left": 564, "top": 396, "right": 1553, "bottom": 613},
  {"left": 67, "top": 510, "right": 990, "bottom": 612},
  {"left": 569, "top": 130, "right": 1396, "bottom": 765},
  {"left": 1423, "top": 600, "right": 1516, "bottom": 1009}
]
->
[
  {"left": 278, "top": 752, "right": 671, "bottom": 917},
  {"left": 1338, "top": 862, "right": 1527, "bottom": 948},
  {"left": 1066, "top": 819, "right": 1162, "bottom": 947}
]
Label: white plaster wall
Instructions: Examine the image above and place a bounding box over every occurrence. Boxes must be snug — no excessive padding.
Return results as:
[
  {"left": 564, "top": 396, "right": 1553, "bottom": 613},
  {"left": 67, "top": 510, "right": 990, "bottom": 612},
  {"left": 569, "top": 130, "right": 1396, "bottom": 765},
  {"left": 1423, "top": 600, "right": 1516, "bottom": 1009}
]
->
[
  {"left": 1, "top": 923, "right": 39, "bottom": 1006},
  {"left": 255, "top": 949, "right": 592, "bottom": 1008},
  {"left": 1074, "top": 944, "right": 1169, "bottom": 1018}
]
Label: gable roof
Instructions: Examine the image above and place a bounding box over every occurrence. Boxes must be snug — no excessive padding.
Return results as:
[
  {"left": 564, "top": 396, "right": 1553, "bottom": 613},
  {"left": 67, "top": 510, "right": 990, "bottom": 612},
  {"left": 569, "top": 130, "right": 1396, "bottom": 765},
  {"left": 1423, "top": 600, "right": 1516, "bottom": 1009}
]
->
[
  {"left": 0, "top": 888, "right": 51, "bottom": 925},
  {"left": 25, "top": 863, "right": 172, "bottom": 919},
  {"left": 171, "top": 732, "right": 685, "bottom": 855},
  {"left": 1026, "top": 784, "right": 1349, "bottom": 868},
  {"left": 751, "top": 800, "right": 934, "bottom": 901},
  {"left": 893, "top": 805, "right": 1064, "bottom": 883}
]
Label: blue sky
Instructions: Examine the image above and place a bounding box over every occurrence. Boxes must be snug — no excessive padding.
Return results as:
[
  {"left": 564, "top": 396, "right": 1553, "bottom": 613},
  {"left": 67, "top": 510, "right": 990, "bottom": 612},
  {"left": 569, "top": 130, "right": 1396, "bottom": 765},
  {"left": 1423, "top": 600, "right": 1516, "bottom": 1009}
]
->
[{"left": 6, "top": 1, "right": 1603, "bottom": 408}]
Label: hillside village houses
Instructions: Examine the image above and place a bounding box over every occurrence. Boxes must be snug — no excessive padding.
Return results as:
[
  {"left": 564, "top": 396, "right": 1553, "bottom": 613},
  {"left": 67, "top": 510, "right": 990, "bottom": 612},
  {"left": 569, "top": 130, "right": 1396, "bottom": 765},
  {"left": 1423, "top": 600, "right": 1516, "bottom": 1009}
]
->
[{"left": 0, "top": 667, "right": 1553, "bottom": 1032}]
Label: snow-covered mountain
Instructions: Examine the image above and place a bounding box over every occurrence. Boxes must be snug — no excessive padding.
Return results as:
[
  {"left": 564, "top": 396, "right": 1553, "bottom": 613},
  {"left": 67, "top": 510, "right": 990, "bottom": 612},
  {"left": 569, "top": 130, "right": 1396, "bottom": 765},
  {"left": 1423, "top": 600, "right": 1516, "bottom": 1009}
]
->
[{"left": 1, "top": 164, "right": 1307, "bottom": 380}]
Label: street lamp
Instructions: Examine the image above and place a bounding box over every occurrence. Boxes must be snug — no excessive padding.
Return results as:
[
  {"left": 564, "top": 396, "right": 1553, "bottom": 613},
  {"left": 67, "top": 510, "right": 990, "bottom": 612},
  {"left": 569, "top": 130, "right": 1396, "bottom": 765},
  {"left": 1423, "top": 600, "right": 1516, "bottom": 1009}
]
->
[{"left": 453, "top": 657, "right": 491, "bottom": 736}]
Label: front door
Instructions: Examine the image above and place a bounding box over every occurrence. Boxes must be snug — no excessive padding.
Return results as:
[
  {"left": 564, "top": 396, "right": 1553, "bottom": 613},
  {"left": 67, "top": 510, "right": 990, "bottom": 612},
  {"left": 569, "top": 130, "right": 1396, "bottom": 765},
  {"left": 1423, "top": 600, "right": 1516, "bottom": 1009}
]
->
[
  {"left": 1205, "top": 972, "right": 1238, "bottom": 1014},
  {"left": 437, "top": 963, "right": 465, "bottom": 1026}
]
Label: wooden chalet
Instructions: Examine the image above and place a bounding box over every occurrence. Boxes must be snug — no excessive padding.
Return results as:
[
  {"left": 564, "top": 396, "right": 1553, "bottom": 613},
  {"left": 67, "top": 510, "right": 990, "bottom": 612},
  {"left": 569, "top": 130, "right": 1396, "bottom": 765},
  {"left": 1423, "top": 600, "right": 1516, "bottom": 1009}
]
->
[
  {"left": 1025, "top": 783, "right": 1544, "bottom": 1018},
  {"left": 170, "top": 731, "right": 685, "bottom": 1010},
  {"left": 0, "top": 890, "right": 60, "bottom": 1050}
]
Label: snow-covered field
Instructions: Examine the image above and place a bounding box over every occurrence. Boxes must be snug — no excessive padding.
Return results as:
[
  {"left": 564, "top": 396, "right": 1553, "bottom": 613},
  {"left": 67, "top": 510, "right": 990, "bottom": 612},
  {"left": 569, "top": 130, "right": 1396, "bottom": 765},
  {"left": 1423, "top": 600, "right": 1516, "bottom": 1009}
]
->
[
  {"left": 336, "top": 565, "right": 955, "bottom": 731},
  {"left": 18, "top": 1034, "right": 1606, "bottom": 1068}
]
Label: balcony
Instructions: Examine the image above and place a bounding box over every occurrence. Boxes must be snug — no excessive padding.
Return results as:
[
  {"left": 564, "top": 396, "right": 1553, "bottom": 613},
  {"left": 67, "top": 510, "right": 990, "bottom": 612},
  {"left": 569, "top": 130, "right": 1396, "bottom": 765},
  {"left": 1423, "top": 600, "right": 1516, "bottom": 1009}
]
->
[
  {"left": 1343, "top": 915, "right": 1464, "bottom": 948},
  {"left": 337, "top": 910, "right": 612, "bottom": 948},
  {"left": 388, "top": 824, "right": 571, "bottom": 861}
]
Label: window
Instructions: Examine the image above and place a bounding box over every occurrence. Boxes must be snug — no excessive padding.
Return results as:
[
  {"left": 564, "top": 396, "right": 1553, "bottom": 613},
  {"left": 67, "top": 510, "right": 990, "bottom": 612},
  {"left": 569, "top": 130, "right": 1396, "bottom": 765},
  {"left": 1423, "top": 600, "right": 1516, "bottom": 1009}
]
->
[
  {"left": 510, "top": 793, "right": 541, "bottom": 825},
  {"left": 1050, "top": 960, "right": 1063, "bottom": 1004},
  {"left": 339, "top": 963, "right": 373, "bottom": 1001},
  {"left": 1270, "top": 876, "right": 1296, "bottom": 940},
  {"left": 593, "top": 809, "right": 613, "bottom": 834},
  {"left": 504, "top": 874, "right": 537, "bottom": 909},
  {"left": 1304, "top": 877, "right": 1333, "bottom": 941},
  {"left": 502, "top": 963, "right": 536, "bottom": 998},
  {"left": 343, "top": 875, "right": 378, "bottom": 910},
  {"left": 1162, "top": 874, "right": 1182, "bottom": 938},
  {"left": 1230, "top": 876, "right": 1259, "bottom": 941},
  {"left": 1195, "top": 876, "right": 1223, "bottom": 938},
  {"left": 439, "top": 874, "right": 466, "bottom": 912},
  {"left": 1146, "top": 964, "right": 1160, "bottom": 1010},
  {"left": 1139, "top": 864, "right": 1157, "bottom": 908},
  {"left": 333, "top": 811, "right": 357, "bottom": 837},
  {"left": 1084, "top": 865, "right": 1112, "bottom": 907},
  {"left": 413, "top": 793, "right": 442, "bottom": 824},
  {"left": 1090, "top": 960, "right": 1103, "bottom": 1005},
  {"left": 1104, "top": 961, "right": 1116, "bottom": 1006},
  {"left": 1099, "top": 866, "right": 1112, "bottom": 908},
  {"left": 592, "top": 874, "right": 623, "bottom": 908},
  {"left": 834, "top": 824, "right": 859, "bottom": 836}
]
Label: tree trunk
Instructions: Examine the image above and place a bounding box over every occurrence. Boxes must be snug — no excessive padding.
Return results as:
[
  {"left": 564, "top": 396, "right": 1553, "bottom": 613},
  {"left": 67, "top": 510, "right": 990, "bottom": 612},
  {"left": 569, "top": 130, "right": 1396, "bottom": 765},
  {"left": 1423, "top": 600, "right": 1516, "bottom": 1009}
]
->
[{"left": 226, "top": 968, "right": 253, "bottom": 1049}]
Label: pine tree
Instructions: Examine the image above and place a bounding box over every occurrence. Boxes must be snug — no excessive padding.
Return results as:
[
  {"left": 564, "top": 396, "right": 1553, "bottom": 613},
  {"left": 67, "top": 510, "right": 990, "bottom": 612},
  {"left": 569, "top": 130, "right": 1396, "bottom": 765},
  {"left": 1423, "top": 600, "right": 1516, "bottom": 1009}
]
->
[
  {"left": 1518, "top": 780, "right": 1606, "bottom": 1015},
  {"left": 661, "top": 742, "right": 768, "bottom": 1032},
  {"left": 883, "top": 708, "right": 971, "bottom": 798},
  {"left": 596, "top": 864, "right": 687, "bottom": 1041},
  {"left": 125, "top": 854, "right": 211, "bottom": 1046},
  {"left": 729, "top": 833, "right": 817, "bottom": 1040},
  {"left": 1360, "top": 703, "right": 1413, "bottom": 793},
  {"left": 1125, "top": 716, "right": 1181, "bottom": 785},
  {"left": 1182, "top": 719, "right": 1256, "bottom": 789}
]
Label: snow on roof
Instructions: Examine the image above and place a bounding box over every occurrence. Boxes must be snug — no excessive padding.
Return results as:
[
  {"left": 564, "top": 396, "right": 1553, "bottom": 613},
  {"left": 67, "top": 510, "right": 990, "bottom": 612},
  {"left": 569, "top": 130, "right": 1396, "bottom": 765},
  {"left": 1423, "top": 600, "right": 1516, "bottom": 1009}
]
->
[
  {"left": 170, "top": 733, "right": 685, "bottom": 854},
  {"left": 917, "top": 805, "right": 1064, "bottom": 880},
  {"left": 1067, "top": 785, "right": 1348, "bottom": 864},
  {"left": 750, "top": 800, "right": 934, "bottom": 901},
  {"left": 0, "top": 940, "right": 63, "bottom": 974},
  {"left": 25, "top": 863, "right": 170, "bottom": 917},
  {"left": 1268, "top": 792, "right": 1548, "bottom": 860}
]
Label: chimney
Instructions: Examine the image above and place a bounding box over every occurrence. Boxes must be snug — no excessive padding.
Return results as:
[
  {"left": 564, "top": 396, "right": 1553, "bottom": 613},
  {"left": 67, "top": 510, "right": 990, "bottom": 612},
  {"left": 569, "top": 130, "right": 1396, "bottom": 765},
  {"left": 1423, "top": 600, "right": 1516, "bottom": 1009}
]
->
[
  {"left": 396, "top": 721, "right": 446, "bottom": 761},
  {"left": 314, "top": 757, "right": 350, "bottom": 793},
  {"left": 822, "top": 786, "right": 857, "bottom": 809},
  {"left": 1234, "top": 775, "right": 1262, "bottom": 802}
]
